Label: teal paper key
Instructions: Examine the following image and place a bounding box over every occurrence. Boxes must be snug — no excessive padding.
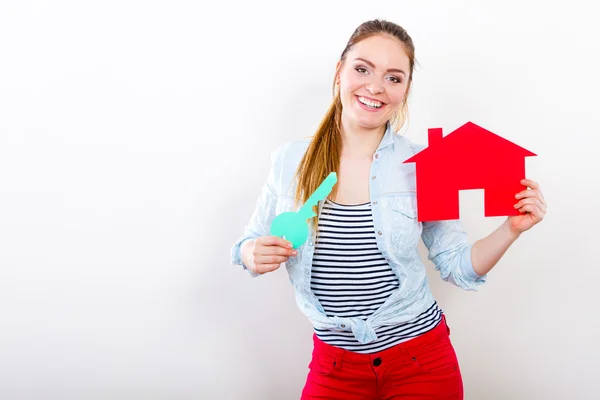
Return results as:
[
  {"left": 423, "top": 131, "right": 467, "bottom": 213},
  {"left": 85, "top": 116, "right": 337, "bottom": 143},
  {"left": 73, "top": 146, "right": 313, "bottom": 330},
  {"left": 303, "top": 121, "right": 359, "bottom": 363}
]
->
[{"left": 270, "top": 172, "right": 338, "bottom": 249}]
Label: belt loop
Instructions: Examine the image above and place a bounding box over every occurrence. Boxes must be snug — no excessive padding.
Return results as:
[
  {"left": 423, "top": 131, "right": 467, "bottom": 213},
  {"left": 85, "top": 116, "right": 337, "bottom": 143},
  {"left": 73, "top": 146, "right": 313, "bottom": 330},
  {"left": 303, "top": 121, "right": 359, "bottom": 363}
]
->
[{"left": 334, "top": 349, "right": 343, "bottom": 369}]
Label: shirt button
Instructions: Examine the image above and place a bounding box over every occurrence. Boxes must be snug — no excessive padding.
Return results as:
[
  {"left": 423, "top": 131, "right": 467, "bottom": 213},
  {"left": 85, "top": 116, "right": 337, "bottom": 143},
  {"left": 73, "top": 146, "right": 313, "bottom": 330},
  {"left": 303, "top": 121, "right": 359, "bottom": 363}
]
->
[
  {"left": 374, "top": 153, "right": 379, "bottom": 159},
  {"left": 309, "top": 241, "right": 313, "bottom": 246},
  {"left": 341, "top": 324, "right": 346, "bottom": 328},
  {"left": 373, "top": 201, "right": 378, "bottom": 205},
  {"left": 373, "top": 358, "right": 382, "bottom": 367},
  {"left": 378, "top": 231, "right": 382, "bottom": 236},
  {"left": 372, "top": 176, "right": 376, "bottom": 180}
]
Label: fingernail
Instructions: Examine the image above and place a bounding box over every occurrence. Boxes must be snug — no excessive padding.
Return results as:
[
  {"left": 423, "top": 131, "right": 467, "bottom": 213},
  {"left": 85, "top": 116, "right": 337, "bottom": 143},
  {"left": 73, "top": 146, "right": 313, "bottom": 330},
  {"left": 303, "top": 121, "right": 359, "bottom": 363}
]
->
[
  {"left": 515, "top": 194, "right": 520, "bottom": 199},
  {"left": 292, "top": 251, "right": 298, "bottom": 256},
  {"left": 287, "top": 243, "right": 293, "bottom": 248}
]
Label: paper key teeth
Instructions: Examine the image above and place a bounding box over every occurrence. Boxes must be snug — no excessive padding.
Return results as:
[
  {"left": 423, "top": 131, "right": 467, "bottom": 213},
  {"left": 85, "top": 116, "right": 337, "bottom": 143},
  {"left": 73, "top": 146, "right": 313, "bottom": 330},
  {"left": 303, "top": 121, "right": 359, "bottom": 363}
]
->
[
  {"left": 300, "top": 172, "right": 337, "bottom": 212},
  {"left": 298, "top": 172, "right": 337, "bottom": 218}
]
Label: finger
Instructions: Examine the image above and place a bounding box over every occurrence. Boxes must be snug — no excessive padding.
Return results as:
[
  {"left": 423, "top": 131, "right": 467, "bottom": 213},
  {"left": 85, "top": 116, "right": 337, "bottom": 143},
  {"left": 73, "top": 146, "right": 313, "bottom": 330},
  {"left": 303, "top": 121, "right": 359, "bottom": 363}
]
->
[
  {"left": 255, "top": 263, "right": 282, "bottom": 274},
  {"left": 260, "top": 236, "right": 293, "bottom": 248},
  {"left": 255, "top": 244, "right": 297, "bottom": 257},
  {"left": 518, "top": 204, "right": 544, "bottom": 221},
  {"left": 255, "top": 254, "right": 290, "bottom": 265},
  {"left": 271, "top": 246, "right": 298, "bottom": 257},
  {"left": 518, "top": 204, "right": 536, "bottom": 214},
  {"left": 521, "top": 179, "right": 544, "bottom": 199},
  {"left": 534, "top": 190, "right": 545, "bottom": 206},
  {"left": 515, "top": 189, "right": 542, "bottom": 200},
  {"left": 527, "top": 189, "right": 546, "bottom": 206},
  {"left": 521, "top": 204, "right": 545, "bottom": 221},
  {"left": 514, "top": 198, "right": 546, "bottom": 213},
  {"left": 521, "top": 179, "right": 539, "bottom": 190}
]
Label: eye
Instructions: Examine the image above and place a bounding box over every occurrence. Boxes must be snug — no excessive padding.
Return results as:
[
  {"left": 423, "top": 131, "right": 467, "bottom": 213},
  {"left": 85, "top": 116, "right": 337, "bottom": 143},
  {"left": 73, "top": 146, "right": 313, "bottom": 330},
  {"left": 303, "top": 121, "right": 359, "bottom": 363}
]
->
[
  {"left": 355, "top": 67, "right": 368, "bottom": 75},
  {"left": 388, "top": 76, "right": 402, "bottom": 83}
]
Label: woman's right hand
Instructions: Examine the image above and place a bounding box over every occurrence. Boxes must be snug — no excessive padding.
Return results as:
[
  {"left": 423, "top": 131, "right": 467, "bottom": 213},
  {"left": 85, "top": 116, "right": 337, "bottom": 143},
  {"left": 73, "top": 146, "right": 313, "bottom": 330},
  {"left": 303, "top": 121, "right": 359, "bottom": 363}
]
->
[{"left": 242, "top": 236, "right": 298, "bottom": 275}]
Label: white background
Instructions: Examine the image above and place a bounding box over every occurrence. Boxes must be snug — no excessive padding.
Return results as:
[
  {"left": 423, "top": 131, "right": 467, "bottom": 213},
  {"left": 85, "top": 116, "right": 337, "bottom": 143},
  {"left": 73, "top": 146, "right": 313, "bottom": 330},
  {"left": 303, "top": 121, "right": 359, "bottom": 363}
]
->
[{"left": 1, "top": 1, "right": 598, "bottom": 399}]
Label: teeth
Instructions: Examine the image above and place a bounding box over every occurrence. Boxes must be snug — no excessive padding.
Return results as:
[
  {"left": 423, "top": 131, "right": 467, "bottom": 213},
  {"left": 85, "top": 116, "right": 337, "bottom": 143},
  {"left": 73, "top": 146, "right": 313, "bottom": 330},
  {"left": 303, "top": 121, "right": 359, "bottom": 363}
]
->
[{"left": 358, "top": 96, "right": 382, "bottom": 108}]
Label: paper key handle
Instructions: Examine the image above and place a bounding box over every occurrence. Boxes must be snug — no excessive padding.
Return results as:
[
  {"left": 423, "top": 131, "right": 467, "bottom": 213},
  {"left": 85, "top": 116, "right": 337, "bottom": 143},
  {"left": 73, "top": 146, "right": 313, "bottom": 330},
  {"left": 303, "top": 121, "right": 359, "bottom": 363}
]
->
[{"left": 270, "top": 172, "right": 337, "bottom": 249}]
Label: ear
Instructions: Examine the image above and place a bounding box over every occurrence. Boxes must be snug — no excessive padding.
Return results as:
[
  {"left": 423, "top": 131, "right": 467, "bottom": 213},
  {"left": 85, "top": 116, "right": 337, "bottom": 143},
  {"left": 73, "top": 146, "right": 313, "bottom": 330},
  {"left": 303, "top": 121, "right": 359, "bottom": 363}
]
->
[{"left": 334, "top": 61, "right": 342, "bottom": 84}]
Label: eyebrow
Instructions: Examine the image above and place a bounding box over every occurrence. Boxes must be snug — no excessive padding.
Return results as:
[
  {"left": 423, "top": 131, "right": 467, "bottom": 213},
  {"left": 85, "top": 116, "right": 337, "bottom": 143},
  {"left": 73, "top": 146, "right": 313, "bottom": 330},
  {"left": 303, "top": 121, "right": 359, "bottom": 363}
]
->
[{"left": 354, "top": 57, "right": 406, "bottom": 76}]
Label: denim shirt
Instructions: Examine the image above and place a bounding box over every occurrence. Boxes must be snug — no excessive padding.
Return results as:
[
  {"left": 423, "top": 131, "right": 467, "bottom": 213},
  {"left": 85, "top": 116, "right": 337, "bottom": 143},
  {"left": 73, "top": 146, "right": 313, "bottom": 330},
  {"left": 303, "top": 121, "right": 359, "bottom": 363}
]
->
[{"left": 230, "top": 124, "right": 487, "bottom": 344}]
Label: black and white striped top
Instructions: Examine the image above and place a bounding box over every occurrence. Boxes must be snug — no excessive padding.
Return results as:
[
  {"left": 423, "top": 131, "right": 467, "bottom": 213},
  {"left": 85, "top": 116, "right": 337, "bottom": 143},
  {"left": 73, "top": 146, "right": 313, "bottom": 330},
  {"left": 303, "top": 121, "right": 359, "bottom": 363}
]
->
[{"left": 311, "top": 199, "right": 442, "bottom": 354}]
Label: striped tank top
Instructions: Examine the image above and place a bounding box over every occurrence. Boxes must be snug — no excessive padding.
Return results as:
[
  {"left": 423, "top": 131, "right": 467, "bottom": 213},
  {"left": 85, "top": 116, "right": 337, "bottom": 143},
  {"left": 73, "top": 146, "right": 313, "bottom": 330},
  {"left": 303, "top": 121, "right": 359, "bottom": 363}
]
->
[{"left": 310, "top": 199, "right": 442, "bottom": 354}]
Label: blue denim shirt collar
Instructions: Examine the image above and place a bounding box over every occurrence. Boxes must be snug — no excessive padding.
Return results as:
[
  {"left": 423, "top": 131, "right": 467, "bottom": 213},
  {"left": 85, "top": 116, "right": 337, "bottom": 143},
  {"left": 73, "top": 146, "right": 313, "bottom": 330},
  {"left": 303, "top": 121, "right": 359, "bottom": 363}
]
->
[{"left": 377, "top": 121, "right": 395, "bottom": 152}]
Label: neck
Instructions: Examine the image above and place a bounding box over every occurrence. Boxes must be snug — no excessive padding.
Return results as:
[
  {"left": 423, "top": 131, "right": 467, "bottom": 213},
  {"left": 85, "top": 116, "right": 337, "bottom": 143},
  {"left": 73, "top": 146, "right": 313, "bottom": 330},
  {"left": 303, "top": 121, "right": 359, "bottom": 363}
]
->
[{"left": 339, "top": 114, "right": 387, "bottom": 159}]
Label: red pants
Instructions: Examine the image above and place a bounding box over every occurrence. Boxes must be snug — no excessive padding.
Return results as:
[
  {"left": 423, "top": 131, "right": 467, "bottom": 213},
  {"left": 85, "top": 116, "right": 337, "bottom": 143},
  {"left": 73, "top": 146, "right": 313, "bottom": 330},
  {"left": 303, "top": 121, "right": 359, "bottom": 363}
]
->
[{"left": 301, "top": 316, "right": 463, "bottom": 399}]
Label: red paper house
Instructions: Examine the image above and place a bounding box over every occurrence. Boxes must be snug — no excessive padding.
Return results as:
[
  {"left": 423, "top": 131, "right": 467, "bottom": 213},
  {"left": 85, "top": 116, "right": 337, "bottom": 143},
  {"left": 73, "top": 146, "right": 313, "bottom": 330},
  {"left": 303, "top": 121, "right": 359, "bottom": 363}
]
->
[{"left": 403, "top": 121, "right": 537, "bottom": 222}]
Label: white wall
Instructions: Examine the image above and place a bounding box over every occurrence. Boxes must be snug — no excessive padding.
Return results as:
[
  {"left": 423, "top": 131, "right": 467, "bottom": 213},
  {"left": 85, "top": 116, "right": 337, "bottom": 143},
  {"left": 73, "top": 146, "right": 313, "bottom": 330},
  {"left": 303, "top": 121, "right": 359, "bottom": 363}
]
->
[{"left": 1, "top": 1, "right": 598, "bottom": 399}]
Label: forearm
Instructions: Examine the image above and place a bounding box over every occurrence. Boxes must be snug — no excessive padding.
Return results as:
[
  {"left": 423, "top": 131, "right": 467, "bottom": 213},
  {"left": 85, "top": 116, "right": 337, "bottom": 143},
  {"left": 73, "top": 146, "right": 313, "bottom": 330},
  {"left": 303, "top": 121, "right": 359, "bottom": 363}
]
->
[{"left": 471, "top": 219, "right": 521, "bottom": 276}]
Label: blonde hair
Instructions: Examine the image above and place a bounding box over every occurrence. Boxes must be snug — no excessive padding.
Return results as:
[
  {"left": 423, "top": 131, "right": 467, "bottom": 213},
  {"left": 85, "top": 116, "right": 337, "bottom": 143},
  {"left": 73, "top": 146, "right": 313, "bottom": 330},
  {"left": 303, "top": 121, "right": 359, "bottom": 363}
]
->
[{"left": 293, "top": 19, "right": 417, "bottom": 230}]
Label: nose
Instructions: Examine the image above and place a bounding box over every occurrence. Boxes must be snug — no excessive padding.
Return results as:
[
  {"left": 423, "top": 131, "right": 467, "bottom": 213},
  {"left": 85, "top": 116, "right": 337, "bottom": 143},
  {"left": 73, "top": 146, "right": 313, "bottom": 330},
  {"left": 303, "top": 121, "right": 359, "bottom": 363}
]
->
[{"left": 365, "top": 82, "right": 384, "bottom": 95}]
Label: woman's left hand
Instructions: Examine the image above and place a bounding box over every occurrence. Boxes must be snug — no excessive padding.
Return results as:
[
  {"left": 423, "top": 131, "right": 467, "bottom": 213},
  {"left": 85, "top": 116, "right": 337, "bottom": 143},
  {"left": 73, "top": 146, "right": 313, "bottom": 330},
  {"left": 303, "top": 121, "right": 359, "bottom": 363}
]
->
[{"left": 507, "top": 179, "right": 547, "bottom": 234}]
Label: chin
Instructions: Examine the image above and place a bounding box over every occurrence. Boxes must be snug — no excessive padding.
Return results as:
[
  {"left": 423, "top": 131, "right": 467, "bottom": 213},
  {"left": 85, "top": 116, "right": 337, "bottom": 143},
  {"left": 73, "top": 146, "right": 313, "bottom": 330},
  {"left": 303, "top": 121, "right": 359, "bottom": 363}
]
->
[{"left": 354, "top": 115, "right": 387, "bottom": 130}]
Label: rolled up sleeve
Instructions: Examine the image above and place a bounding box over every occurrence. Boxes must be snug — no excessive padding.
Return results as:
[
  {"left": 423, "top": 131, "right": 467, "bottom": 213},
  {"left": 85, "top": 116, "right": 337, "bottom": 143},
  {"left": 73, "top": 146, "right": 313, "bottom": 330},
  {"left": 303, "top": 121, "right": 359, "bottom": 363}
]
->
[{"left": 421, "top": 219, "right": 487, "bottom": 291}]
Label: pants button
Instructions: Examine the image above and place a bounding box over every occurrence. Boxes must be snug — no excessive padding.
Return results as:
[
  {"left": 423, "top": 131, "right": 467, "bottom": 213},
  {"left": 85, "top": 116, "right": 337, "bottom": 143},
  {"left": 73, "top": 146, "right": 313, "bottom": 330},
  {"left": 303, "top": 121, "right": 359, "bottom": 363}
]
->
[{"left": 373, "top": 357, "right": 382, "bottom": 366}]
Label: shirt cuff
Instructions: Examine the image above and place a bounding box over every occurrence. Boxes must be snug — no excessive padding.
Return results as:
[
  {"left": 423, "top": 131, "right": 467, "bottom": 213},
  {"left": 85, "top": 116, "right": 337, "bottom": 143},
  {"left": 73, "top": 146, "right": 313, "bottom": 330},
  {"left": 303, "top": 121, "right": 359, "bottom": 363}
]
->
[
  {"left": 230, "top": 237, "right": 261, "bottom": 278},
  {"left": 459, "top": 243, "right": 487, "bottom": 281}
]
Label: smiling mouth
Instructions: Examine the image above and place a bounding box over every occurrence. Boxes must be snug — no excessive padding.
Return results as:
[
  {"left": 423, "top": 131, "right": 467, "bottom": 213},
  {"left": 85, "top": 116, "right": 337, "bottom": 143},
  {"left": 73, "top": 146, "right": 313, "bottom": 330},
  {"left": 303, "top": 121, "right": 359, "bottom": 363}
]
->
[{"left": 357, "top": 95, "right": 384, "bottom": 109}]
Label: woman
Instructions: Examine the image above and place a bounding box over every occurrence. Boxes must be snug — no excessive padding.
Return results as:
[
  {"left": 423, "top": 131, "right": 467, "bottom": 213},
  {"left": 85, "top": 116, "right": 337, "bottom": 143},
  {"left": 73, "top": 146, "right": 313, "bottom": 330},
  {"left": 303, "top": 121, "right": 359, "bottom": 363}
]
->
[{"left": 230, "top": 19, "right": 546, "bottom": 399}]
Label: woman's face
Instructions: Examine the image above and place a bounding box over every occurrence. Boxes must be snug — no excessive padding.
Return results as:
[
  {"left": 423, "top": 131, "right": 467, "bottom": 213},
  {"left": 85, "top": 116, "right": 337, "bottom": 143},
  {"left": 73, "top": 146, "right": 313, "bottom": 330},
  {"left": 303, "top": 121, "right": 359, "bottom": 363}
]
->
[{"left": 336, "top": 34, "right": 411, "bottom": 131}]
